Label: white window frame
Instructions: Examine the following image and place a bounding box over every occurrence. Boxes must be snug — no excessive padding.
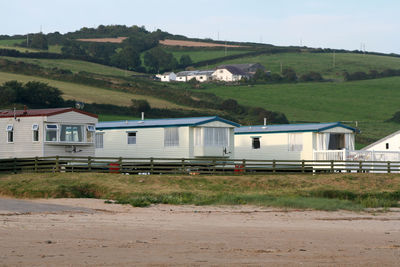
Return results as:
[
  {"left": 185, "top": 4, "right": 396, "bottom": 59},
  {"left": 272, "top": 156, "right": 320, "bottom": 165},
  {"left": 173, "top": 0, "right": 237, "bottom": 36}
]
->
[
  {"left": 32, "top": 124, "right": 39, "bottom": 142},
  {"left": 6, "top": 125, "right": 13, "bottom": 143},
  {"left": 86, "top": 125, "right": 96, "bottom": 143},
  {"left": 127, "top": 131, "right": 137, "bottom": 145},
  {"left": 95, "top": 132, "right": 104, "bottom": 149},
  {"left": 60, "top": 124, "right": 84, "bottom": 143},
  {"left": 164, "top": 127, "right": 179, "bottom": 147},
  {"left": 45, "top": 124, "right": 59, "bottom": 142}
]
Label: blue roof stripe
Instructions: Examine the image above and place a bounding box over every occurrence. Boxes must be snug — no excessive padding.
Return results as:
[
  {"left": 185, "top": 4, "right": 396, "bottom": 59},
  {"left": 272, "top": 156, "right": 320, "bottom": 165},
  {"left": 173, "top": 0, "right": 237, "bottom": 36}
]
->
[
  {"left": 234, "top": 122, "right": 359, "bottom": 134},
  {"left": 96, "top": 116, "right": 240, "bottom": 130}
]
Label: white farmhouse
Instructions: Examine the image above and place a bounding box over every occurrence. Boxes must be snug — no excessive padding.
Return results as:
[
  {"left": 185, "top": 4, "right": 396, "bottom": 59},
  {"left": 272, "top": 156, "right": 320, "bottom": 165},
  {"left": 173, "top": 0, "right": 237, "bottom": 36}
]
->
[
  {"left": 234, "top": 122, "right": 358, "bottom": 161},
  {"left": 175, "top": 70, "right": 214, "bottom": 83},
  {"left": 362, "top": 130, "right": 400, "bottom": 151},
  {"left": 0, "top": 108, "right": 98, "bottom": 159},
  {"left": 156, "top": 72, "right": 176, "bottom": 82},
  {"left": 95, "top": 116, "right": 239, "bottom": 158},
  {"left": 212, "top": 66, "right": 248, "bottom": 82}
]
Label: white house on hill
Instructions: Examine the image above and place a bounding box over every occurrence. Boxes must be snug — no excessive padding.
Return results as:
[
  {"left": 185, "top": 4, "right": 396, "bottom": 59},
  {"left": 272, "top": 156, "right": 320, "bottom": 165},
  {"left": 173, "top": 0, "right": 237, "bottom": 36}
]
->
[
  {"left": 0, "top": 108, "right": 98, "bottom": 159},
  {"left": 234, "top": 122, "right": 358, "bottom": 161},
  {"left": 175, "top": 70, "right": 214, "bottom": 83},
  {"left": 212, "top": 66, "right": 248, "bottom": 82},
  {"left": 95, "top": 116, "right": 239, "bottom": 158}
]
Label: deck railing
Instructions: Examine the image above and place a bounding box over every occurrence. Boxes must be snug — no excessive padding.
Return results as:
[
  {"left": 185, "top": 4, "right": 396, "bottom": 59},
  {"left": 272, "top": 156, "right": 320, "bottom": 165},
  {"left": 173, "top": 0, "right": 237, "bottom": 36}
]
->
[{"left": 1, "top": 156, "right": 400, "bottom": 174}]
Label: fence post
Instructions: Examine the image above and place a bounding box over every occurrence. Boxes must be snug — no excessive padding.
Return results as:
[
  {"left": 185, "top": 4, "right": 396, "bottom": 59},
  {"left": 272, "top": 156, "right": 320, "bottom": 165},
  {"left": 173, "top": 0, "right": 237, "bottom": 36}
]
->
[
  {"left": 212, "top": 159, "right": 216, "bottom": 175},
  {"left": 150, "top": 157, "right": 154, "bottom": 174},
  {"left": 330, "top": 160, "right": 334, "bottom": 173},
  {"left": 272, "top": 160, "right": 276, "bottom": 173},
  {"left": 55, "top": 156, "right": 59, "bottom": 172},
  {"left": 242, "top": 159, "right": 246, "bottom": 174},
  {"left": 387, "top": 161, "right": 391, "bottom": 173},
  {"left": 181, "top": 158, "right": 185, "bottom": 174},
  {"left": 118, "top": 157, "right": 122, "bottom": 173},
  {"left": 301, "top": 160, "right": 305, "bottom": 173},
  {"left": 359, "top": 161, "right": 362, "bottom": 173},
  {"left": 13, "top": 158, "right": 17, "bottom": 174},
  {"left": 34, "top": 156, "right": 38, "bottom": 173},
  {"left": 88, "top": 156, "right": 92, "bottom": 172}
]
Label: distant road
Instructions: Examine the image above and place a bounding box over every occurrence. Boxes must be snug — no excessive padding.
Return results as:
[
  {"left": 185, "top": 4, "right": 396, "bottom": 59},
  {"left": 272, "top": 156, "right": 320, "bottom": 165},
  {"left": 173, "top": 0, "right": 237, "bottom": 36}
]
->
[{"left": 0, "top": 198, "right": 92, "bottom": 214}]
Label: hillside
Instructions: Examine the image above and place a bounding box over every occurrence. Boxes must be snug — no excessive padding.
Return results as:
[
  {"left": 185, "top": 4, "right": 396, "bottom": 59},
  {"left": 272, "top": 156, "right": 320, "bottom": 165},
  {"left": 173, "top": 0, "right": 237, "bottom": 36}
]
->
[{"left": 1, "top": 25, "right": 400, "bottom": 147}]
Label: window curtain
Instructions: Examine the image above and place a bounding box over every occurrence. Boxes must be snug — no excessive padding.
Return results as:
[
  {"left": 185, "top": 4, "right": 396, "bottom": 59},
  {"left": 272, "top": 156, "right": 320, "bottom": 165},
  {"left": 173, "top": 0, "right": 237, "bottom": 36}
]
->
[
  {"left": 317, "top": 133, "right": 330, "bottom": 150},
  {"left": 288, "top": 133, "right": 303, "bottom": 151},
  {"left": 195, "top": 128, "right": 202, "bottom": 146},
  {"left": 204, "top": 128, "right": 228, "bottom": 147},
  {"left": 345, "top": 133, "right": 354, "bottom": 150},
  {"left": 164, "top": 128, "right": 179, "bottom": 147}
]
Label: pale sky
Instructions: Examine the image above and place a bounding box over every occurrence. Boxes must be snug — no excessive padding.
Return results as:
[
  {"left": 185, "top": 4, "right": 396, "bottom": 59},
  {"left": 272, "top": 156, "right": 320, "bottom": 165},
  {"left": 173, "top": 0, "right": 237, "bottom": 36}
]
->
[{"left": 2, "top": 0, "right": 400, "bottom": 54}]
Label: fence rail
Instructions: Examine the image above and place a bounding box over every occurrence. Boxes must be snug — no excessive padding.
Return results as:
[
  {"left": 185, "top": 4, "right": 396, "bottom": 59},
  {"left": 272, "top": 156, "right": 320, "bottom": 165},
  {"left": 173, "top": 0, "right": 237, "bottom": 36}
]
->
[{"left": 2, "top": 156, "right": 400, "bottom": 174}]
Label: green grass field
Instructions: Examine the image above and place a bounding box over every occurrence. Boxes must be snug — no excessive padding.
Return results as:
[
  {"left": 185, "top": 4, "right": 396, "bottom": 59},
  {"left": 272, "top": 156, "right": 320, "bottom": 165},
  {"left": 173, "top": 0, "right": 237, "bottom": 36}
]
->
[
  {"left": 0, "top": 39, "right": 25, "bottom": 46},
  {"left": 0, "top": 71, "right": 187, "bottom": 110},
  {"left": 197, "top": 77, "right": 400, "bottom": 144},
  {"left": 167, "top": 49, "right": 253, "bottom": 63},
  {"left": 204, "top": 52, "right": 400, "bottom": 79},
  {"left": 1, "top": 172, "right": 399, "bottom": 210},
  {"left": 0, "top": 56, "right": 138, "bottom": 77}
]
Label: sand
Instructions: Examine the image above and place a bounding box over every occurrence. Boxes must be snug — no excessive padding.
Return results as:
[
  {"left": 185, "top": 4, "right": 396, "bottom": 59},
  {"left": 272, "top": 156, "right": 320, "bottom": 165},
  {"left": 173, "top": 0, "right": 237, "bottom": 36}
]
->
[{"left": 1, "top": 198, "right": 399, "bottom": 266}]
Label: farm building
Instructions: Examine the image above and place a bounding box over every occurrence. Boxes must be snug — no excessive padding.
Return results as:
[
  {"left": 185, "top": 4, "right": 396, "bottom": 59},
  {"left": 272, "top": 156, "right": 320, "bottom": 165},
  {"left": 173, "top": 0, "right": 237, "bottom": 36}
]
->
[
  {"left": 156, "top": 72, "right": 176, "bottom": 82},
  {"left": 212, "top": 66, "right": 249, "bottom": 82},
  {"left": 234, "top": 122, "right": 358, "bottom": 161},
  {"left": 0, "top": 107, "right": 98, "bottom": 159},
  {"left": 217, "top": 63, "right": 265, "bottom": 76},
  {"left": 95, "top": 116, "right": 239, "bottom": 158},
  {"left": 175, "top": 70, "right": 214, "bottom": 83}
]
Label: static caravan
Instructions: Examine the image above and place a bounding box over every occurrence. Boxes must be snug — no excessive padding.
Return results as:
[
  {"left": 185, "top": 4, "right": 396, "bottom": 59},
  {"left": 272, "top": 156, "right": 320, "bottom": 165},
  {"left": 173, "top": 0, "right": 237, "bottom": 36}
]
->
[
  {"left": 359, "top": 130, "right": 400, "bottom": 162},
  {"left": 0, "top": 108, "right": 98, "bottom": 159},
  {"left": 95, "top": 116, "right": 239, "bottom": 159},
  {"left": 234, "top": 122, "right": 358, "bottom": 161}
]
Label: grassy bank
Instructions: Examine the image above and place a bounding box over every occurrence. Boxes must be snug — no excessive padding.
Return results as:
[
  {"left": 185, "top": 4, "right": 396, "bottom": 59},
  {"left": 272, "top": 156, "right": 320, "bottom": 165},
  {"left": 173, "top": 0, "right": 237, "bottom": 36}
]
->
[{"left": 0, "top": 173, "right": 399, "bottom": 211}]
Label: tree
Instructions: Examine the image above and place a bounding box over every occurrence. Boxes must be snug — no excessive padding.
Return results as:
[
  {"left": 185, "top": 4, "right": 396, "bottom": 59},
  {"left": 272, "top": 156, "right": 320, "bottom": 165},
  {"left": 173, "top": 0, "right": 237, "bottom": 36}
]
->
[
  {"left": 110, "top": 46, "right": 141, "bottom": 70},
  {"left": 221, "top": 99, "right": 243, "bottom": 113},
  {"left": 179, "top": 55, "right": 192, "bottom": 68},
  {"left": 0, "top": 84, "right": 17, "bottom": 105},
  {"left": 30, "top": 33, "right": 48, "bottom": 50},
  {"left": 144, "top": 47, "right": 177, "bottom": 73}
]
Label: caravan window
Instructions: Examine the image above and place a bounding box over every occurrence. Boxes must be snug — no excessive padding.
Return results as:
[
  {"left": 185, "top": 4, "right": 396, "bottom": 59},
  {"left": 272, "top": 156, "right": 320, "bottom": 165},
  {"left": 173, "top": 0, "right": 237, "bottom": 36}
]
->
[
  {"left": 6, "top": 125, "right": 13, "bottom": 143},
  {"left": 32, "top": 124, "right": 39, "bottom": 142},
  {"left": 328, "top": 134, "right": 345, "bottom": 150},
  {"left": 204, "top": 128, "right": 228, "bottom": 147},
  {"left": 60, "top": 125, "right": 83, "bottom": 142},
  {"left": 127, "top": 132, "right": 136, "bottom": 144},
  {"left": 288, "top": 133, "right": 303, "bottom": 151},
  {"left": 86, "top": 125, "right": 95, "bottom": 143},
  {"left": 164, "top": 128, "right": 179, "bottom": 147},
  {"left": 252, "top": 137, "right": 260, "bottom": 149},
  {"left": 95, "top": 133, "right": 104, "bottom": 148},
  {"left": 45, "top": 124, "right": 58, "bottom": 141}
]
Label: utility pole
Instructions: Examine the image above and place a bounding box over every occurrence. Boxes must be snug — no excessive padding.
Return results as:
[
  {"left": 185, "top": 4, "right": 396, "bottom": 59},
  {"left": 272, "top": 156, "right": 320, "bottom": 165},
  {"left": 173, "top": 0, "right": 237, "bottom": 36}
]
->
[
  {"left": 280, "top": 62, "right": 283, "bottom": 74},
  {"left": 26, "top": 34, "right": 29, "bottom": 47}
]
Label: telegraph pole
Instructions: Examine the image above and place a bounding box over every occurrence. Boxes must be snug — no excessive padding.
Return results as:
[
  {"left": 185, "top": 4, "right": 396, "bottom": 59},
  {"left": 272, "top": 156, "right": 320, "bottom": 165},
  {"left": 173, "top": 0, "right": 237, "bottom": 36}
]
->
[{"left": 333, "top": 51, "right": 336, "bottom": 68}]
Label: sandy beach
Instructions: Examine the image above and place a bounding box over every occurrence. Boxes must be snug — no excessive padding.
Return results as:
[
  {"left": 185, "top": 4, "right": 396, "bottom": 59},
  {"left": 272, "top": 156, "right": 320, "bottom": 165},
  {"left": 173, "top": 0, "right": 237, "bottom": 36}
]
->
[{"left": 1, "top": 198, "right": 399, "bottom": 266}]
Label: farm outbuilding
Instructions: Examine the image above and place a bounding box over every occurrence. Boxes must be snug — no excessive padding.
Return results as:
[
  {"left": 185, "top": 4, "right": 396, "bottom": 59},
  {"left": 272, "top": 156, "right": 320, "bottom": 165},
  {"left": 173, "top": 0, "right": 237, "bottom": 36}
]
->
[
  {"left": 95, "top": 116, "right": 239, "bottom": 158},
  {"left": 0, "top": 108, "right": 98, "bottom": 159},
  {"left": 156, "top": 72, "right": 176, "bottom": 82},
  {"left": 212, "top": 66, "right": 248, "bottom": 82},
  {"left": 234, "top": 122, "right": 358, "bottom": 161}
]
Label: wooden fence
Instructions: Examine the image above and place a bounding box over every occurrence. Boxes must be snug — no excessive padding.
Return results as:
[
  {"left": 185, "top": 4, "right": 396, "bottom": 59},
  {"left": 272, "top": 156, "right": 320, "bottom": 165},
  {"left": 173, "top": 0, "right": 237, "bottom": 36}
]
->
[{"left": 1, "top": 156, "right": 400, "bottom": 174}]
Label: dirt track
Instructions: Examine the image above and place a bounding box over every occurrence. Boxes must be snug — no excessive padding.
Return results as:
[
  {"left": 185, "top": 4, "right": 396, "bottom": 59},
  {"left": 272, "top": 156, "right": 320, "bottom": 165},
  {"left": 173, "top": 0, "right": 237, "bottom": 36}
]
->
[{"left": 1, "top": 198, "right": 399, "bottom": 266}]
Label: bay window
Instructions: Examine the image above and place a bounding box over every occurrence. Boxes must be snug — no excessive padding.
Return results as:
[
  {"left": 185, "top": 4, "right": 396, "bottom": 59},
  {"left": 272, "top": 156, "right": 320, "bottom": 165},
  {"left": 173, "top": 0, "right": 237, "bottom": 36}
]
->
[
  {"left": 45, "top": 124, "right": 58, "bottom": 142},
  {"left": 60, "top": 125, "right": 83, "bottom": 142}
]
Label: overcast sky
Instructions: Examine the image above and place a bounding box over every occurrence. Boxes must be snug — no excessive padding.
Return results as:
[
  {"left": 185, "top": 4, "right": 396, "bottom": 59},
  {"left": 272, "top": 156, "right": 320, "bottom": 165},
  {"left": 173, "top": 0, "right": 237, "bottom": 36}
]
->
[{"left": 3, "top": 0, "right": 400, "bottom": 54}]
